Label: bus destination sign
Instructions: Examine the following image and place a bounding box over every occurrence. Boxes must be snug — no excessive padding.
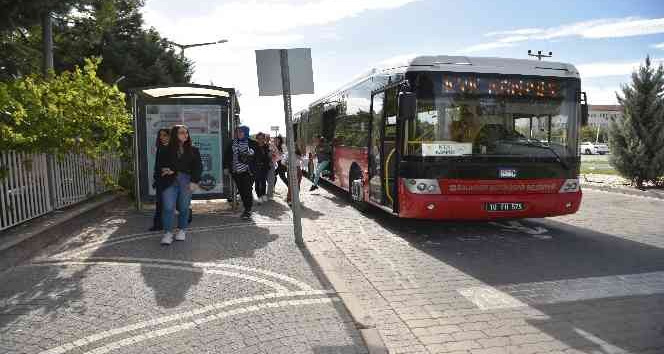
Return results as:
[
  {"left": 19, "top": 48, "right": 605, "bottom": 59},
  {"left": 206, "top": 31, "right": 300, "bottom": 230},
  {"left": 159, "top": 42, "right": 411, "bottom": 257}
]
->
[{"left": 441, "top": 76, "right": 562, "bottom": 98}]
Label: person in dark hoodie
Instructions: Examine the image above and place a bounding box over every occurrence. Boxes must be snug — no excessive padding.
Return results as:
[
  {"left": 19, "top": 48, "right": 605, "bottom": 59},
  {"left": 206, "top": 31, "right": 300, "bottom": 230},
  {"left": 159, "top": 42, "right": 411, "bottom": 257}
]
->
[
  {"left": 150, "top": 128, "right": 192, "bottom": 231},
  {"left": 157, "top": 125, "right": 203, "bottom": 245},
  {"left": 224, "top": 126, "right": 256, "bottom": 219},
  {"left": 253, "top": 132, "right": 272, "bottom": 203}
]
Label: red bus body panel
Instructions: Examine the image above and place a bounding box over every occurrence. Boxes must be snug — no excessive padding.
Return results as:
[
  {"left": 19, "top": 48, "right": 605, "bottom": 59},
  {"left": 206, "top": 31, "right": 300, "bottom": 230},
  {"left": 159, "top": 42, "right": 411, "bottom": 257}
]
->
[
  {"left": 397, "top": 178, "right": 582, "bottom": 220},
  {"left": 321, "top": 147, "right": 582, "bottom": 220},
  {"left": 329, "top": 146, "right": 369, "bottom": 190}
]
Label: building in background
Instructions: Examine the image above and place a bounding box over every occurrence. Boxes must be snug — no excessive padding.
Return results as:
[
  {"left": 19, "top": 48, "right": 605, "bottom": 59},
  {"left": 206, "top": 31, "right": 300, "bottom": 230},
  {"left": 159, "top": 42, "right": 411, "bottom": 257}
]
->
[{"left": 588, "top": 105, "right": 623, "bottom": 128}]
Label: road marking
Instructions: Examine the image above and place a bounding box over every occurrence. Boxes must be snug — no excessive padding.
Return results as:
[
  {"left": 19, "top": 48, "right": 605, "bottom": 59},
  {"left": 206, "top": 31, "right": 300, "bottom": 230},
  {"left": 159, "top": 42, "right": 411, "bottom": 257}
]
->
[
  {"left": 38, "top": 256, "right": 315, "bottom": 291},
  {"left": 459, "top": 271, "right": 664, "bottom": 310},
  {"left": 583, "top": 187, "right": 664, "bottom": 202},
  {"left": 489, "top": 220, "right": 549, "bottom": 235},
  {"left": 54, "top": 222, "right": 291, "bottom": 259},
  {"left": 39, "top": 295, "right": 340, "bottom": 354},
  {"left": 22, "top": 261, "right": 290, "bottom": 293},
  {"left": 458, "top": 287, "right": 527, "bottom": 310}
]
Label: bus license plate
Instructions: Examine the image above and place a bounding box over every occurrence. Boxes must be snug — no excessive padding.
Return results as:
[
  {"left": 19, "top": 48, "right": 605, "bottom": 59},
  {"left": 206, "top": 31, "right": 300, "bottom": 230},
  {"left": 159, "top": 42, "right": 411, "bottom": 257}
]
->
[{"left": 485, "top": 202, "right": 524, "bottom": 212}]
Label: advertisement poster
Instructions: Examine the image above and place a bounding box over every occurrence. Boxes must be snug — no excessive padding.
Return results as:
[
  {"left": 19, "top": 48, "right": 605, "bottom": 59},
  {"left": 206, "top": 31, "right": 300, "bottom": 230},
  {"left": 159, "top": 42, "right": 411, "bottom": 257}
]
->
[{"left": 146, "top": 104, "right": 223, "bottom": 196}]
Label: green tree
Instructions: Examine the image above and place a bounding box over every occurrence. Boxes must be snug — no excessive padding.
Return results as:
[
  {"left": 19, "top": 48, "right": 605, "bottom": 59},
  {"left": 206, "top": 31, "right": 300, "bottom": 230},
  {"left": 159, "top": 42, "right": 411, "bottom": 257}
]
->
[
  {"left": 609, "top": 57, "right": 664, "bottom": 187},
  {"left": 0, "top": 57, "right": 131, "bottom": 155},
  {"left": 0, "top": 0, "right": 193, "bottom": 87},
  {"left": 53, "top": 0, "right": 193, "bottom": 89}
]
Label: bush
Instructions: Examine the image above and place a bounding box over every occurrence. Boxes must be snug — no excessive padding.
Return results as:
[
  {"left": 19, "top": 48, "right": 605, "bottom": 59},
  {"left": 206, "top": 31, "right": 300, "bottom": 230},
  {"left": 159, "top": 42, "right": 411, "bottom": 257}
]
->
[
  {"left": 609, "top": 57, "right": 664, "bottom": 187},
  {"left": 0, "top": 57, "right": 131, "bottom": 155}
]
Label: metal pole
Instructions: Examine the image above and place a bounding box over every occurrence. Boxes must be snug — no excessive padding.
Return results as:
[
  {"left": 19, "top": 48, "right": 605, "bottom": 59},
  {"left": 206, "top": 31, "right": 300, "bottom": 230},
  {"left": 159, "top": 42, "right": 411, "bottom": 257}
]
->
[
  {"left": 132, "top": 94, "right": 142, "bottom": 211},
  {"left": 229, "top": 93, "right": 238, "bottom": 210},
  {"left": 41, "top": 12, "right": 54, "bottom": 76},
  {"left": 280, "top": 49, "right": 303, "bottom": 246}
]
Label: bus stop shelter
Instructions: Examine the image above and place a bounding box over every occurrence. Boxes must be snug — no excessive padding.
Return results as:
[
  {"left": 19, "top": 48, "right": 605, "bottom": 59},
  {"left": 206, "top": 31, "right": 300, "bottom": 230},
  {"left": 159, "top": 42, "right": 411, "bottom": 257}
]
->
[{"left": 129, "top": 84, "right": 239, "bottom": 210}]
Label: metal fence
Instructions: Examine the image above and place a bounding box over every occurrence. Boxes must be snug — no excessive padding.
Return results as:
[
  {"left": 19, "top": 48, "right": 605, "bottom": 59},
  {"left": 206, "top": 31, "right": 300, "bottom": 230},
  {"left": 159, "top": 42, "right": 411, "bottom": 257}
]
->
[{"left": 0, "top": 151, "right": 122, "bottom": 231}]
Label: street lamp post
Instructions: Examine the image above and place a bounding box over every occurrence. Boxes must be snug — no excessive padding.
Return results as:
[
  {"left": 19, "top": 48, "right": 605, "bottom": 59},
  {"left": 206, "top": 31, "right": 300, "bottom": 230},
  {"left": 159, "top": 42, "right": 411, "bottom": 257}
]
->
[
  {"left": 169, "top": 39, "right": 229, "bottom": 59},
  {"left": 528, "top": 50, "right": 553, "bottom": 61}
]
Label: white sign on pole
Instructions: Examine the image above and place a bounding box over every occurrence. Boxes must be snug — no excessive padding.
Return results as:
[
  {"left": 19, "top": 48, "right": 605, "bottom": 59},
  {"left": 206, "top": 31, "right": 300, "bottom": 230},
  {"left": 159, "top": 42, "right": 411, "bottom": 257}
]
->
[
  {"left": 256, "top": 48, "right": 314, "bottom": 96},
  {"left": 255, "top": 48, "right": 314, "bottom": 246}
]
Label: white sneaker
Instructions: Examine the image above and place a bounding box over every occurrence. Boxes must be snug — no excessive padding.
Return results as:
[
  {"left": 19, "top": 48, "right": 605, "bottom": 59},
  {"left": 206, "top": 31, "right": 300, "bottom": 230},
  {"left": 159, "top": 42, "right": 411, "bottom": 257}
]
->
[
  {"left": 175, "top": 229, "right": 186, "bottom": 241},
  {"left": 256, "top": 198, "right": 263, "bottom": 205},
  {"left": 161, "top": 232, "right": 174, "bottom": 245},
  {"left": 262, "top": 195, "right": 269, "bottom": 202}
]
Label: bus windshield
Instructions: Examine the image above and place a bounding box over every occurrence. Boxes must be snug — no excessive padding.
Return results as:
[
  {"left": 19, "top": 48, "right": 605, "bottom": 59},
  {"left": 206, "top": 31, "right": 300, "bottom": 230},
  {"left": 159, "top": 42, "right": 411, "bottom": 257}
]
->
[{"left": 405, "top": 72, "right": 580, "bottom": 159}]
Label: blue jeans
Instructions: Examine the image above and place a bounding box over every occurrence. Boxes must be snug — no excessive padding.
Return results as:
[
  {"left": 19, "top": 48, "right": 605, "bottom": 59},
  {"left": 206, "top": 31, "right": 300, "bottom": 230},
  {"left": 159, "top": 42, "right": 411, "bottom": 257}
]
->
[
  {"left": 162, "top": 173, "right": 192, "bottom": 232},
  {"left": 313, "top": 160, "right": 330, "bottom": 186}
]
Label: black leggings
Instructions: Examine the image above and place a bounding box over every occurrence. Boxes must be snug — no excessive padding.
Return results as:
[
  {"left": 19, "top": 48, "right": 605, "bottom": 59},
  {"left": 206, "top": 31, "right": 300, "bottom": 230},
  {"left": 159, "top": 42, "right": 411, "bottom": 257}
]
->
[
  {"left": 233, "top": 172, "right": 254, "bottom": 212},
  {"left": 275, "top": 161, "right": 288, "bottom": 186},
  {"left": 254, "top": 168, "right": 268, "bottom": 197}
]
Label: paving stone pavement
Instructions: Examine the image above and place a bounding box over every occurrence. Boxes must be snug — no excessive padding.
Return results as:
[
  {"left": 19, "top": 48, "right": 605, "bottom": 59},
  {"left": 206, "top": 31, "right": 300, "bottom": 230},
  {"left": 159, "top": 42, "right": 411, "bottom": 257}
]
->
[
  {"left": 298, "top": 179, "right": 664, "bottom": 354},
  {"left": 0, "top": 190, "right": 368, "bottom": 354}
]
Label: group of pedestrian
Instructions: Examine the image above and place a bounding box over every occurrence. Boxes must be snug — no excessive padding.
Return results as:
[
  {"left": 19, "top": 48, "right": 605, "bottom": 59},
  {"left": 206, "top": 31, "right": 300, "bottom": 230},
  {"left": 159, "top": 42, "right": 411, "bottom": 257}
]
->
[
  {"left": 223, "top": 126, "right": 304, "bottom": 218},
  {"left": 150, "top": 124, "right": 313, "bottom": 246}
]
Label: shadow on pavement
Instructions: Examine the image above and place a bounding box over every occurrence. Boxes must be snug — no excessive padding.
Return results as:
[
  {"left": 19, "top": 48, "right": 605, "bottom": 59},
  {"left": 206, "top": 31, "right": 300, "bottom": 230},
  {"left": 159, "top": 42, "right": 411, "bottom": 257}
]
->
[
  {"left": 391, "top": 218, "right": 664, "bottom": 351},
  {"left": 300, "top": 204, "right": 325, "bottom": 220},
  {"left": 313, "top": 181, "right": 664, "bottom": 353},
  {"left": 252, "top": 199, "right": 290, "bottom": 220}
]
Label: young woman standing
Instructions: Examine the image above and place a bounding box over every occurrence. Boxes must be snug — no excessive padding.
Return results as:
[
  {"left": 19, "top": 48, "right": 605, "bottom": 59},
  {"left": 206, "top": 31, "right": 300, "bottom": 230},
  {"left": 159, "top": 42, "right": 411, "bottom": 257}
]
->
[
  {"left": 265, "top": 134, "right": 277, "bottom": 200},
  {"left": 150, "top": 129, "right": 171, "bottom": 231},
  {"left": 286, "top": 145, "right": 304, "bottom": 206},
  {"left": 150, "top": 129, "right": 193, "bottom": 231},
  {"left": 253, "top": 132, "right": 272, "bottom": 203},
  {"left": 273, "top": 136, "right": 288, "bottom": 187},
  {"left": 157, "top": 125, "right": 203, "bottom": 245}
]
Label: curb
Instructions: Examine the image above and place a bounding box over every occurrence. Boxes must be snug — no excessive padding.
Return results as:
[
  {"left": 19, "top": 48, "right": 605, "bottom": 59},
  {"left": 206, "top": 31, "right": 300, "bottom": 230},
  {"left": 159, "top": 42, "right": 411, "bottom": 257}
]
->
[
  {"left": 0, "top": 192, "right": 123, "bottom": 269},
  {"left": 581, "top": 183, "right": 664, "bottom": 200},
  {"left": 298, "top": 222, "right": 389, "bottom": 354}
]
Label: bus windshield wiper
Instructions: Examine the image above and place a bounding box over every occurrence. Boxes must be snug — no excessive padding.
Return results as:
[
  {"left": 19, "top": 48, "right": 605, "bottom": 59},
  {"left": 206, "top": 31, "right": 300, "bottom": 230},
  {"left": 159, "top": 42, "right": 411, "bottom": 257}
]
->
[{"left": 504, "top": 139, "right": 570, "bottom": 170}]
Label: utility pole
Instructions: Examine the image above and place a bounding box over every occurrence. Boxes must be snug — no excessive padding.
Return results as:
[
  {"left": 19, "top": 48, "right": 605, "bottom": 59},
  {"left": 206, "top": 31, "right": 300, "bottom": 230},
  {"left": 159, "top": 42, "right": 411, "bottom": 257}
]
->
[
  {"left": 41, "top": 12, "right": 54, "bottom": 76},
  {"left": 528, "top": 50, "right": 552, "bottom": 61},
  {"left": 279, "top": 49, "right": 304, "bottom": 246}
]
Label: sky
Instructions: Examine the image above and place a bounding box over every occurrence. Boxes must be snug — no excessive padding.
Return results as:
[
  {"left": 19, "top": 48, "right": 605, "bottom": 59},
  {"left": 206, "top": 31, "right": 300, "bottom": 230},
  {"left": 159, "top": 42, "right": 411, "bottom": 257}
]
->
[{"left": 142, "top": 0, "right": 664, "bottom": 133}]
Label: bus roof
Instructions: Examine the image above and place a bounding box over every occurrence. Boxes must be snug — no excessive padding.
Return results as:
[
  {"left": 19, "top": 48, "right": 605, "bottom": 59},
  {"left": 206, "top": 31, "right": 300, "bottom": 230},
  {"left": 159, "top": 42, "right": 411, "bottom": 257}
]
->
[
  {"left": 379, "top": 55, "right": 580, "bottom": 78},
  {"left": 298, "top": 55, "right": 580, "bottom": 115}
]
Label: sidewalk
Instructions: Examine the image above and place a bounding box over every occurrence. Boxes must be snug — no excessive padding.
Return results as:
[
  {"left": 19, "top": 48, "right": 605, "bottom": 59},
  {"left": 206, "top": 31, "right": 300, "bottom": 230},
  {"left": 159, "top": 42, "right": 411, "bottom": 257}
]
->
[{"left": 0, "top": 188, "right": 368, "bottom": 354}]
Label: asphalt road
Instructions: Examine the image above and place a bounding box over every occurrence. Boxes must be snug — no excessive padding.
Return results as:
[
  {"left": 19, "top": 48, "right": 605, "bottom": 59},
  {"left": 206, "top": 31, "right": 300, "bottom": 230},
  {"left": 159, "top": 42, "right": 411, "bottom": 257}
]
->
[{"left": 299, "top": 182, "right": 664, "bottom": 354}]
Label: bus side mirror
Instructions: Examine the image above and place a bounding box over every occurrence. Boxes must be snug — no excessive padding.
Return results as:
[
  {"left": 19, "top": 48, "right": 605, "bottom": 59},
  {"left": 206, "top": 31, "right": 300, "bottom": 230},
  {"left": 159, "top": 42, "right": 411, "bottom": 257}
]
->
[
  {"left": 398, "top": 92, "right": 416, "bottom": 121},
  {"left": 580, "top": 92, "right": 589, "bottom": 126}
]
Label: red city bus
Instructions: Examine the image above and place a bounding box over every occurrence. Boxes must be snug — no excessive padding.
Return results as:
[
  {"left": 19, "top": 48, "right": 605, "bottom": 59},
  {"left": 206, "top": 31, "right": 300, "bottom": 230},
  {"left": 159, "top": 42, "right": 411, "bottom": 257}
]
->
[{"left": 294, "top": 55, "right": 586, "bottom": 219}]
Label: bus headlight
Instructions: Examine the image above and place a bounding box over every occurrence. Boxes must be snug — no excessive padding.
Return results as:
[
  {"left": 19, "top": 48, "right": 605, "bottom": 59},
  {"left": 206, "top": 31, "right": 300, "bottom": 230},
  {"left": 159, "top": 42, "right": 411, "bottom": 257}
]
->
[
  {"left": 406, "top": 179, "right": 441, "bottom": 194},
  {"left": 558, "top": 179, "right": 580, "bottom": 193}
]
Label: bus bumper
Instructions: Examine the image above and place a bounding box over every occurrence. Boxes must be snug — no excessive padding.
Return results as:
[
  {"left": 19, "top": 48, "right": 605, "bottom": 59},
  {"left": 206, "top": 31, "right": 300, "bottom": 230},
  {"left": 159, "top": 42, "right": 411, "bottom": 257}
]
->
[{"left": 398, "top": 189, "right": 582, "bottom": 220}]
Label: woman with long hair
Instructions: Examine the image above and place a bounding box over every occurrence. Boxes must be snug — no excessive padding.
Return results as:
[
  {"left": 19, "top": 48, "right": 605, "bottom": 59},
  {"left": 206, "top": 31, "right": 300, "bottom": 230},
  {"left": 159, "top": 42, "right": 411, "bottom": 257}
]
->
[
  {"left": 273, "top": 135, "right": 288, "bottom": 187},
  {"left": 265, "top": 134, "right": 277, "bottom": 200},
  {"left": 157, "top": 125, "right": 203, "bottom": 245},
  {"left": 286, "top": 145, "right": 304, "bottom": 206},
  {"left": 253, "top": 132, "right": 272, "bottom": 203},
  {"left": 149, "top": 129, "right": 171, "bottom": 231}
]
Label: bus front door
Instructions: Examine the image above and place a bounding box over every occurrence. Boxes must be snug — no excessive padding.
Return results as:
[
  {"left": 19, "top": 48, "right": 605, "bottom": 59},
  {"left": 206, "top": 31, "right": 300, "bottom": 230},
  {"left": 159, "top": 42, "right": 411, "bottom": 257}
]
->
[{"left": 369, "top": 88, "right": 398, "bottom": 210}]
